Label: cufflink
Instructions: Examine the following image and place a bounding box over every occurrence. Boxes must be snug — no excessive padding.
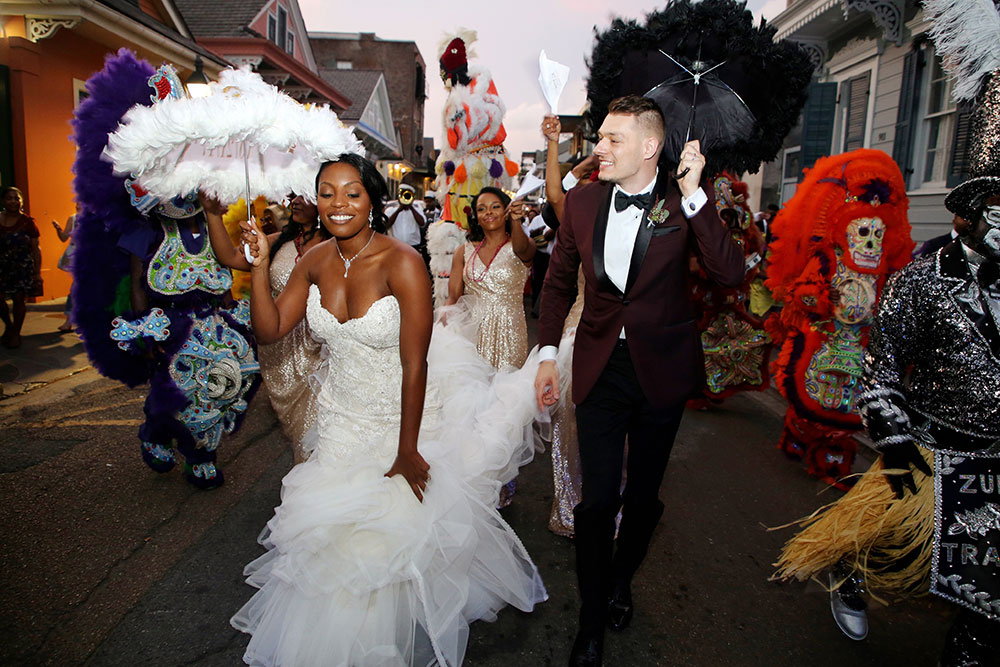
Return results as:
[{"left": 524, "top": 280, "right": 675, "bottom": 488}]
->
[{"left": 688, "top": 202, "right": 695, "bottom": 211}]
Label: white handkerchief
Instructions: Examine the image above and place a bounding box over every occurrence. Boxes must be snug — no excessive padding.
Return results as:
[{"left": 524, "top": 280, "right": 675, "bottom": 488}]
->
[
  {"left": 538, "top": 51, "right": 569, "bottom": 115},
  {"left": 514, "top": 166, "right": 545, "bottom": 200}
]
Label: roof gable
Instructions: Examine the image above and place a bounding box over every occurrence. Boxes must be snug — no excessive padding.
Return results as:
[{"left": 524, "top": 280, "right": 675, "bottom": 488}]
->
[
  {"left": 248, "top": 0, "right": 317, "bottom": 71},
  {"left": 319, "top": 69, "right": 397, "bottom": 152},
  {"left": 172, "top": 0, "right": 269, "bottom": 38}
]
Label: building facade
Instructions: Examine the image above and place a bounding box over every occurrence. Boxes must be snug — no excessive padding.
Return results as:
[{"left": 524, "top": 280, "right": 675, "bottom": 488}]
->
[
  {"left": 763, "top": 0, "right": 971, "bottom": 241},
  {"left": 0, "top": 0, "right": 228, "bottom": 300},
  {"left": 173, "top": 0, "right": 350, "bottom": 109},
  {"left": 309, "top": 32, "right": 427, "bottom": 171}
]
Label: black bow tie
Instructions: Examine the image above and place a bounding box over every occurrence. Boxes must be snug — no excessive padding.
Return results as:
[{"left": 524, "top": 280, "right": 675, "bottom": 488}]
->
[{"left": 614, "top": 190, "right": 654, "bottom": 213}]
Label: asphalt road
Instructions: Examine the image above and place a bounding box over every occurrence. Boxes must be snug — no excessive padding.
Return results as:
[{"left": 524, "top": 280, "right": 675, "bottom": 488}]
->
[{"left": 0, "top": 366, "right": 950, "bottom": 666}]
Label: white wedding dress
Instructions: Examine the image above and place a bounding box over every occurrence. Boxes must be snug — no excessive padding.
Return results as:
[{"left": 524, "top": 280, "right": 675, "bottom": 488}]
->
[{"left": 232, "top": 285, "right": 546, "bottom": 666}]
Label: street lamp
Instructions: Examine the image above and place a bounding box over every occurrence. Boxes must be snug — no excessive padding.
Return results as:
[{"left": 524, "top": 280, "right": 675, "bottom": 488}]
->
[{"left": 185, "top": 56, "right": 211, "bottom": 98}]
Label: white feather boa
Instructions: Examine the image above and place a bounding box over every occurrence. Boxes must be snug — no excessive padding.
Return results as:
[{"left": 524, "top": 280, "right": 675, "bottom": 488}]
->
[{"left": 105, "top": 68, "right": 362, "bottom": 204}]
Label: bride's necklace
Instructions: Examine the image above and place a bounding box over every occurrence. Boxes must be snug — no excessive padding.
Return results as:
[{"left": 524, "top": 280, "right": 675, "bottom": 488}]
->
[
  {"left": 336, "top": 230, "right": 376, "bottom": 278},
  {"left": 467, "top": 237, "right": 508, "bottom": 282}
]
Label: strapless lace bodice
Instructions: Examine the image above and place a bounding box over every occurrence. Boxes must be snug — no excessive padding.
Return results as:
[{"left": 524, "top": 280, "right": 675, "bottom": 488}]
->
[{"left": 305, "top": 285, "right": 439, "bottom": 464}]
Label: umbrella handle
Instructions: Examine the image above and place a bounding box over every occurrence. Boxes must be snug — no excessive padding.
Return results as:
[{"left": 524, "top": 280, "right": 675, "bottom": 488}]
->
[{"left": 244, "top": 143, "right": 252, "bottom": 221}]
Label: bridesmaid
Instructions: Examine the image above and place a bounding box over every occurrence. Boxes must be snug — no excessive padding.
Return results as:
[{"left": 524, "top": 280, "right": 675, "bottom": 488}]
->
[
  {"left": 447, "top": 187, "right": 534, "bottom": 507},
  {"left": 204, "top": 194, "right": 327, "bottom": 463},
  {"left": 446, "top": 187, "right": 534, "bottom": 368}
]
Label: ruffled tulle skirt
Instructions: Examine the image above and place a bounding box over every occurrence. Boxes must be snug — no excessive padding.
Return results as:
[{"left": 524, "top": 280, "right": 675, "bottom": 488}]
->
[{"left": 231, "top": 316, "right": 546, "bottom": 666}]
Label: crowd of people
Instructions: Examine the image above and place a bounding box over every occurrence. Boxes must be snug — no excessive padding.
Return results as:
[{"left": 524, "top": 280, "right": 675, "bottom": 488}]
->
[{"left": 6, "top": 1, "right": 997, "bottom": 664}]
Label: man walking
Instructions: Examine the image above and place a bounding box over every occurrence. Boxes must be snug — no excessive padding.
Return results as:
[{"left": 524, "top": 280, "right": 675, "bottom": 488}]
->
[{"left": 534, "top": 95, "right": 744, "bottom": 666}]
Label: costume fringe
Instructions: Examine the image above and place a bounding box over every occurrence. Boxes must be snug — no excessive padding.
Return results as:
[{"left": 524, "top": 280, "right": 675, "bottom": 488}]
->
[{"left": 771, "top": 447, "right": 936, "bottom": 602}]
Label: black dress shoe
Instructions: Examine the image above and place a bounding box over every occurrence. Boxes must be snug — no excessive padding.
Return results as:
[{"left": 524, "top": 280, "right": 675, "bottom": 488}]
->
[
  {"left": 569, "top": 629, "right": 603, "bottom": 667},
  {"left": 607, "top": 583, "right": 633, "bottom": 631}
]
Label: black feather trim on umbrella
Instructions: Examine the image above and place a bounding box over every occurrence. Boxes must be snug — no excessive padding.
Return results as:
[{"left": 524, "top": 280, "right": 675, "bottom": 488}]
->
[{"left": 585, "top": 0, "right": 815, "bottom": 176}]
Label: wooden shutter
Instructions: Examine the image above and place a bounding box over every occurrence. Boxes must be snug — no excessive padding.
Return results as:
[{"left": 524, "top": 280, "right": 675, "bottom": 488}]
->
[
  {"left": 947, "top": 103, "right": 973, "bottom": 187},
  {"left": 842, "top": 72, "right": 871, "bottom": 152},
  {"left": 892, "top": 49, "right": 925, "bottom": 188},
  {"left": 799, "top": 81, "right": 838, "bottom": 178}
]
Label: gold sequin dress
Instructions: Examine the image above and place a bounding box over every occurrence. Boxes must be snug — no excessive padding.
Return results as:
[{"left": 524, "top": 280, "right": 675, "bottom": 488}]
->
[
  {"left": 462, "top": 241, "right": 530, "bottom": 369},
  {"left": 258, "top": 242, "right": 322, "bottom": 462},
  {"left": 548, "top": 270, "right": 586, "bottom": 536}
]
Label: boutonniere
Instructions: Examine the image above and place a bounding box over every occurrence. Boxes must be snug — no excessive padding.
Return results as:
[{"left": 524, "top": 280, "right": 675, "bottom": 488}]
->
[{"left": 647, "top": 199, "right": 669, "bottom": 227}]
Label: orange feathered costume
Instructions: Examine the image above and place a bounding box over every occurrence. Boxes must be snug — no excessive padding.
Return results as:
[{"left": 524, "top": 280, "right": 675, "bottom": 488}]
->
[{"left": 765, "top": 149, "right": 913, "bottom": 485}]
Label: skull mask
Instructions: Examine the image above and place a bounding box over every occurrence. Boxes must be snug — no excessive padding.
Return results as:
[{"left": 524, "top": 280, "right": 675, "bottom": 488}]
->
[{"left": 845, "top": 217, "right": 885, "bottom": 270}]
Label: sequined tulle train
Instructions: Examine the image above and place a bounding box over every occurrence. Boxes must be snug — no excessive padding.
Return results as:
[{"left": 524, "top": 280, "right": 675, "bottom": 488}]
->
[{"left": 231, "top": 286, "right": 546, "bottom": 666}]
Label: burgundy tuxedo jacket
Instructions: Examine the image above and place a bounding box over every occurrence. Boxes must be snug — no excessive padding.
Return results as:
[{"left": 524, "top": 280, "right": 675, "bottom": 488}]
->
[{"left": 538, "top": 172, "right": 745, "bottom": 409}]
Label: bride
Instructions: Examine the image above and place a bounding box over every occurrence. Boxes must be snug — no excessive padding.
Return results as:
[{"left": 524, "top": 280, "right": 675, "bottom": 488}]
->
[{"left": 219, "top": 153, "right": 546, "bottom": 666}]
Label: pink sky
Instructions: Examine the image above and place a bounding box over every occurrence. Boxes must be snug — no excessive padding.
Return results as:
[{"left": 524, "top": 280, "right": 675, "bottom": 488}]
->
[{"left": 300, "top": 0, "right": 785, "bottom": 162}]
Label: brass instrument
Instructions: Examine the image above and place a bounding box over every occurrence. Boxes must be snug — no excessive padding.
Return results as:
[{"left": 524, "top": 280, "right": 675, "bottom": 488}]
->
[{"left": 398, "top": 189, "right": 414, "bottom": 205}]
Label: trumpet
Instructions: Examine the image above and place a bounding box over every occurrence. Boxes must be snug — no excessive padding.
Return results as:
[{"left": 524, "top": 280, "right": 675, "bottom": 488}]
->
[{"left": 398, "top": 189, "right": 414, "bottom": 205}]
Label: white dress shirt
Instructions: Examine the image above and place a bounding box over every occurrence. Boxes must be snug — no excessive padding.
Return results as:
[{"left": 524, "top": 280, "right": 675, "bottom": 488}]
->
[
  {"left": 538, "top": 175, "right": 707, "bottom": 363},
  {"left": 385, "top": 202, "right": 424, "bottom": 246}
]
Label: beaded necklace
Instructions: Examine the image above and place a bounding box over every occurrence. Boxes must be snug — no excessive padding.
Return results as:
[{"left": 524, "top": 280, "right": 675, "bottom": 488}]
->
[{"left": 466, "top": 237, "right": 508, "bottom": 282}]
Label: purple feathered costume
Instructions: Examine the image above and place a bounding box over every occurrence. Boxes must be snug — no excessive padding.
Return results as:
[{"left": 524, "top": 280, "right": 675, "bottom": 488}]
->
[{"left": 71, "top": 49, "right": 260, "bottom": 489}]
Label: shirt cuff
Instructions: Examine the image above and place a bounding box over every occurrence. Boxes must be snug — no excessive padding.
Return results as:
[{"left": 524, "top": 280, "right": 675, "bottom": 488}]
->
[
  {"left": 680, "top": 187, "right": 708, "bottom": 218},
  {"left": 538, "top": 345, "right": 558, "bottom": 362},
  {"left": 561, "top": 171, "right": 579, "bottom": 191}
]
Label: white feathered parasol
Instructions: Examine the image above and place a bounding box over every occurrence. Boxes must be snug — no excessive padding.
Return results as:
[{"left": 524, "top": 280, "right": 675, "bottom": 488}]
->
[{"left": 105, "top": 67, "right": 362, "bottom": 204}]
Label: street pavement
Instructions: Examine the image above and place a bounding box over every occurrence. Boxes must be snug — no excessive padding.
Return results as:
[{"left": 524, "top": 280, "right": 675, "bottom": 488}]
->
[{"left": 0, "top": 301, "right": 950, "bottom": 666}]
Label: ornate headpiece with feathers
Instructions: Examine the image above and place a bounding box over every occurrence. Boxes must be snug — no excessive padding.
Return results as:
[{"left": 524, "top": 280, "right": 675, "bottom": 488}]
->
[
  {"left": 925, "top": 0, "right": 1000, "bottom": 102},
  {"left": 925, "top": 0, "right": 1000, "bottom": 216},
  {"left": 438, "top": 28, "right": 477, "bottom": 74}
]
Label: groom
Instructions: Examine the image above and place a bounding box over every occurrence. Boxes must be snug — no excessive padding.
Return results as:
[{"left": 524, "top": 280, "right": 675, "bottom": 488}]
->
[{"left": 534, "top": 95, "right": 744, "bottom": 666}]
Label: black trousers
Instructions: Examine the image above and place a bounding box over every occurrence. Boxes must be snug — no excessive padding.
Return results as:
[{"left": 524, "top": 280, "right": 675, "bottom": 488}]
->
[{"left": 573, "top": 340, "right": 685, "bottom": 633}]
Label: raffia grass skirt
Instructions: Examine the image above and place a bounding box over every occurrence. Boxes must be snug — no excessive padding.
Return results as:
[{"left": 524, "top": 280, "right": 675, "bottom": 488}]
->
[{"left": 771, "top": 447, "right": 936, "bottom": 603}]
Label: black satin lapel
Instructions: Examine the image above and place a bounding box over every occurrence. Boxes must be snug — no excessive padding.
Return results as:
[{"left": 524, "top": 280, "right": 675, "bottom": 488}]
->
[
  {"left": 592, "top": 186, "right": 620, "bottom": 295},
  {"left": 624, "top": 171, "right": 671, "bottom": 296},
  {"left": 624, "top": 209, "right": 654, "bottom": 297}
]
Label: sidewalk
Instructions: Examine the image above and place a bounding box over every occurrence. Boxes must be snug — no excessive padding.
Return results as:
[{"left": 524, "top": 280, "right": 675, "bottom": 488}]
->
[{"left": 0, "top": 298, "right": 94, "bottom": 399}]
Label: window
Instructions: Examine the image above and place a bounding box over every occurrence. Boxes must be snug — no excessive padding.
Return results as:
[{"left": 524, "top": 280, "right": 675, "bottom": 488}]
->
[
  {"left": 286, "top": 31, "right": 295, "bottom": 56},
  {"left": 415, "top": 64, "right": 425, "bottom": 101},
  {"left": 277, "top": 6, "right": 287, "bottom": 51},
  {"left": 899, "top": 47, "right": 969, "bottom": 190},
  {"left": 267, "top": 14, "right": 275, "bottom": 42},
  {"left": 337, "top": 61, "right": 353, "bottom": 70},
  {"left": 72, "top": 78, "right": 89, "bottom": 109},
  {"left": 919, "top": 56, "right": 956, "bottom": 185},
  {"left": 780, "top": 147, "right": 801, "bottom": 204}
]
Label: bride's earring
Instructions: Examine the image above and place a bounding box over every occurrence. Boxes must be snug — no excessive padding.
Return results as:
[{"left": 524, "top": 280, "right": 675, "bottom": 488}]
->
[{"left": 368, "top": 210, "right": 374, "bottom": 228}]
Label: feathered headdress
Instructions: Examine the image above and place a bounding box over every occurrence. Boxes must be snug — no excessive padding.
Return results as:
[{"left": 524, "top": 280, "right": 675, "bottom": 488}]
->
[
  {"left": 925, "top": 0, "right": 1000, "bottom": 102},
  {"left": 925, "top": 0, "right": 1000, "bottom": 217},
  {"left": 438, "top": 28, "right": 477, "bottom": 74}
]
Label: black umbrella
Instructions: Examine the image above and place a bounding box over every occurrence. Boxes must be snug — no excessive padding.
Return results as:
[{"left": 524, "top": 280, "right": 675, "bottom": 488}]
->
[
  {"left": 645, "top": 49, "right": 756, "bottom": 170},
  {"left": 586, "top": 0, "right": 814, "bottom": 175}
]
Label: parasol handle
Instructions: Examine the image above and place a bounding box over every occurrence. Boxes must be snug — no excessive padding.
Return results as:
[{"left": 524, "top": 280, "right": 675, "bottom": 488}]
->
[{"left": 242, "top": 141, "right": 255, "bottom": 264}]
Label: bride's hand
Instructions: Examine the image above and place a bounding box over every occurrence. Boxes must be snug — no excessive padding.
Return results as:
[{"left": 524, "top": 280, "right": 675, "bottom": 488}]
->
[
  {"left": 239, "top": 216, "right": 269, "bottom": 267},
  {"left": 385, "top": 450, "right": 430, "bottom": 502}
]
